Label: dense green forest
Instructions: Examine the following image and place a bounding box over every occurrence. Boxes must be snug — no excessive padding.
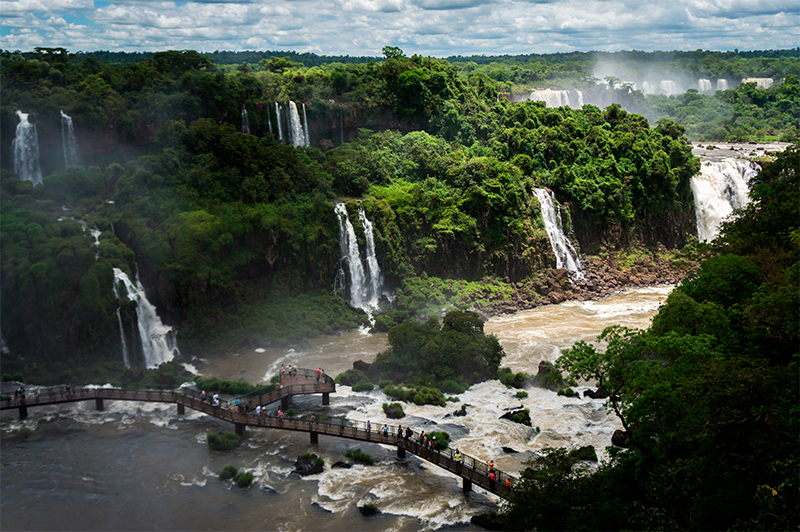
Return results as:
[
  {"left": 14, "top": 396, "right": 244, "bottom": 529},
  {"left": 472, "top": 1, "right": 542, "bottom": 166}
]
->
[
  {"left": 0, "top": 47, "right": 795, "bottom": 385},
  {"left": 500, "top": 145, "right": 799, "bottom": 530}
]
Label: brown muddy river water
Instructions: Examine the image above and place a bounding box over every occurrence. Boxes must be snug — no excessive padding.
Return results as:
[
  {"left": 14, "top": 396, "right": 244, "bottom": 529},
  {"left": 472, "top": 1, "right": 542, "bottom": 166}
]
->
[{"left": 1, "top": 285, "right": 672, "bottom": 531}]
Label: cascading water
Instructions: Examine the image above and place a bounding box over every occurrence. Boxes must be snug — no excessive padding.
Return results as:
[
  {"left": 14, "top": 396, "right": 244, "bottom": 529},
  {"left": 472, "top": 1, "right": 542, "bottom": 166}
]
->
[
  {"left": 275, "top": 102, "right": 283, "bottom": 142},
  {"left": 358, "top": 203, "right": 383, "bottom": 305},
  {"left": 13, "top": 111, "right": 43, "bottom": 186},
  {"left": 534, "top": 188, "right": 582, "bottom": 276},
  {"left": 267, "top": 104, "right": 273, "bottom": 135},
  {"left": 302, "top": 103, "right": 310, "bottom": 147},
  {"left": 716, "top": 79, "right": 729, "bottom": 91},
  {"left": 660, "top": 80, "right": 678, "bottom": 95},
  {"left": 288, "top": 101, "right": 307, "bottom": 147},
  {"left": 742, "top": 77, "right": 773, "bottom": 89},
  {"left": 112, "top": 268, "right": 178, "bottom": 369},
  {"left": 698, "top": 79, "right": 712, "bottom": 93},
  {"left": 690, "top": 158, "right": 759, "bottom": 242},
  {"left": 335, "top": 203, "right": 383, "bottom": 311},
  {"left": 529, "top": 89, "right": 583, "bottom": 109},
  {"left": 241, "top": 104, "right": 250, "bottom": 134},
  {"left": 60, "top": 110, "right": 80, "bottom": 168}
]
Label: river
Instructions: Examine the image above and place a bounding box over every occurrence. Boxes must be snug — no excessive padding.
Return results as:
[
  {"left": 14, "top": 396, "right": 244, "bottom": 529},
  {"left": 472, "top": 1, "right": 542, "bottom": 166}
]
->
[{"left": 1, "top": 285, "right": 672, "bottom": 531}]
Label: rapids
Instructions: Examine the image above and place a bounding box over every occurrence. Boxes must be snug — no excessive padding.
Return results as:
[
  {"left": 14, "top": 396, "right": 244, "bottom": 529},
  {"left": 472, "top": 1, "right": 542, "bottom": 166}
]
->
[{"left": 1, "top": 285, "right": 672, "bottom": 531}]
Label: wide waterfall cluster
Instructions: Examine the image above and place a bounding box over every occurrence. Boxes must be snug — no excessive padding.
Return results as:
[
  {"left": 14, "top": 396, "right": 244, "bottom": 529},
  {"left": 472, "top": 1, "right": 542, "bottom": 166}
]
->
[
  {"left": 335, "top": 203, "right": 384, "bottom": 311},
  {"left": 112, "top": 268, "right": 179, "bottom": 369}
]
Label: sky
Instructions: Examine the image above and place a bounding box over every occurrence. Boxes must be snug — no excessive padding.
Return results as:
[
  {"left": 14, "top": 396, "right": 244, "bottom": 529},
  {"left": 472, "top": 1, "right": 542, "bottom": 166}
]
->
[{"left": 0, "top": 0, "right": 798, "bottom": 57}]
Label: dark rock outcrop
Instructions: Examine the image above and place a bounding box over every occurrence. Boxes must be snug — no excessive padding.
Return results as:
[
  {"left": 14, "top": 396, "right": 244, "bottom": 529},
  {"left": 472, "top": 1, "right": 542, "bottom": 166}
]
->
[
  {"left": 294, "top": 454, "right": 324, "bottom": 476},
  {"left": 471, "top": 513, "right": 505, "bottom": 530},
  {"left": 611, "top": 430, "right": 630, "bottom": 448}
]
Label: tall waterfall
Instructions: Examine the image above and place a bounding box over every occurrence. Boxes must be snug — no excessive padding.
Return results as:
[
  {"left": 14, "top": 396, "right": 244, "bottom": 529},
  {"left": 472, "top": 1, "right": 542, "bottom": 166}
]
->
[
  {"left": 112, "top": 268, "right": 178, "bottom": 369},
  {"left": 267, "top": 104, "right": 273, "bottom": 135},
  {"left": 302, "top": 103, "right": 310, "bottom": 147},
  {"left": 13, "top": 111, "right": 43, "bottom": 186},
  {"left": 529, "top": 89, "right": 583, "bottom": 109},
  {"left": 690, "top": 159, "right": 759, "bottom": 242},
  {"left": 275, "top": 102, "right": 283, "bottom": 142},
  {"left": 716, "top": 79, "right": 729, "bottom": 91},
  {"left": 241, "top": 104, "right": 250, "bottom": 134},
  {"left": 742, "top": 78, "right": 773, "bottom": 89},
  {"left": 534, "top": 188, "right": 582, "bottom": 276},
  {"left": 288, "top": 101, "right": 308, "bottom": 147},
  {"left": 60, "top": 110, "right": 80, "bottom": 168},
  {"left": 335, "top": 203, "right": 383, "bottom": 311},
  {"left": 698, "top": 79, "right": 712, "bottom": 93},
  {"left": 660, "top": 80, "right": 678, "bottom": 95}
]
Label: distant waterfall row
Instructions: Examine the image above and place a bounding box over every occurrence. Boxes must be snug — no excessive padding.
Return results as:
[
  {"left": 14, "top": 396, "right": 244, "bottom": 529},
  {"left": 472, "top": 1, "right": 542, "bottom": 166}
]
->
[
  {"left": 243, "top": 101, "right": 310, "bottom": 147},
  {"left": 112, "top": 268, "right": 179, "bottom": 369},
  {"left": 335, "top": 202, "right": 384, "bottom": 311},
  {"left": 690, "top": 158, "right": 759, "bottom": 242},
  {"left": 534, "top": 188, "right": 583, "bottom": 277}
]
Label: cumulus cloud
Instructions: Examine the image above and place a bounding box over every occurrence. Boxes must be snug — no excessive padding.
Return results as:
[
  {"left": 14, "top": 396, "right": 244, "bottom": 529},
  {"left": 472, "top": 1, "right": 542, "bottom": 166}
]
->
[{"left": 0, "top": 0, "right": 797, "bottom": 55}]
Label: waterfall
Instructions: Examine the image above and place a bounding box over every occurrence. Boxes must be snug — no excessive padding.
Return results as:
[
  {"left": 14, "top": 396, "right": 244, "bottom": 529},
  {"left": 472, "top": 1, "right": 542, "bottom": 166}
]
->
[
  {"left": 534, "top": 188, "right": 582, "bottom": 276},
  {"left": 241, "top": 104, "right": 250, "bottom": 134},
  {"left": 698, "top": 79, "right": 712, "bottom": 93},
  {"left": 13, "top": 111, "right": 43, "bottom": 186},
  {"left": 288, "top": 101, "right": 306, "bottom": 147},
  {"left": 659, "top": 80, "right": 678, "bottom": 95},
  {"left": 528, "top": 89, "right": 583, "bottom": 109},
  {"left": 335, "top": 203, "right": 383, "bottom": 311},
  {"left": 115, "top": 306, "right": 130, "bottom": 368},
  {"left": 275, "top": 102, "right": 283, "bottom": 142},
  {"left": 716, "top": 79, "right": 729, "bottom": 91},
  {"left": 358, "top": 203, "right": 383, "bottom": 305},
  {"left": 112, "top": 268, "right": 178, "bottom": 369},
  {"left": 267, "top": 104, "right": 273, "bottom": 135},
  {"left": 642, "top": 81, "right": 655, "bottom": 94},
  {"left": 60, "top": 110, "right": 80, "bottom": 168},
  {"left": 302, "top": 103, "right": 310, "bottom": 147},
  {"left": 86, "top": 227, "right": 101, "bottom": 259},
  {"left": 690, "top": 158, "right": 759, "bottom": 242},
  {"left": 742, "top": 77, "right": 774, "bottom": 89}
]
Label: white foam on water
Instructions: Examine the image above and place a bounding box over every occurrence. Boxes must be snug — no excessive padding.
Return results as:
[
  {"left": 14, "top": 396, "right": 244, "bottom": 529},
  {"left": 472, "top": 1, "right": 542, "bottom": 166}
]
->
[{"left": 255, "top": 348, "right": 266, "bottom": 353}]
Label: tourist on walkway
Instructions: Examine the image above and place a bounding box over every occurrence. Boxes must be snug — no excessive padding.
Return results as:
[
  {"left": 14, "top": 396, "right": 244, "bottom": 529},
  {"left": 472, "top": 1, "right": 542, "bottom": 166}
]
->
[
  {"left": 200, "top": 390, "right": 206, "bottom": 403},
  {"left": 316, "top": 368, "right": 321, "bottom": 382}
]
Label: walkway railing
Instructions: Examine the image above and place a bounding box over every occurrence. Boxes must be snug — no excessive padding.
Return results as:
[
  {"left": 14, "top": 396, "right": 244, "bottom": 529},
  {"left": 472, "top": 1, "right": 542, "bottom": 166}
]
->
[{"left": 0, "top": 379, "right": 517, "bottom": 498}]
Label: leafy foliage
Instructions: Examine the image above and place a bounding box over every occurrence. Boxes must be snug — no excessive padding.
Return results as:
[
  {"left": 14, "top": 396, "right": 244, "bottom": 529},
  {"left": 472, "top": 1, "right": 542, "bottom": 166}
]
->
[{"left": 207, "top": 431, "right": 241, "bottom": 452}]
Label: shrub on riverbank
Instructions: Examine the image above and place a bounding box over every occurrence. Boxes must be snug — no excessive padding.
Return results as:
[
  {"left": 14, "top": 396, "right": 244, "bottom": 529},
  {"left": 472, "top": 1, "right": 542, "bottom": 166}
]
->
[
  {"left": 352, "top": 380, "right": 374, "bottom": 392},
  {"left": 207, "top": 431, "right": 241, "bottom": 451},
  {"left": 194, "top": 376, "right": 261, "bottom": 395},
  {"left": 234, "top": 471, "right": 254, "bottom": 487}
]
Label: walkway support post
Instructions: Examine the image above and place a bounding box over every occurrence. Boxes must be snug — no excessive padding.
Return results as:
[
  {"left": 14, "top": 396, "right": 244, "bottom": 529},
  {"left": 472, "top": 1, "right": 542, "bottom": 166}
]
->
[
  {"left": 177, "top": 403, "right": 185, "bottom": 415},
  {"left": 322, "top": 392, "right": 329, "bottom": 405},
  {"left": 463, "top": 479, "right": 472, "bottom": 493},
  {"left": 235, "top": 423, "right": 245, "bottom": 437},
  {"left": 397, "top": 446, "right": 406, "bottom": 459},
  {"left": 281, "top": 395, "right": 289, "bottom": 410},
  {"left": 95, "top": 398, "right": 104, "bottom": 411},
  {"left": 19, "top": 405, "right": 27, "bottom": 419},
  {"left": 310, "top": 431, "right": 318, "bottom": 444}
]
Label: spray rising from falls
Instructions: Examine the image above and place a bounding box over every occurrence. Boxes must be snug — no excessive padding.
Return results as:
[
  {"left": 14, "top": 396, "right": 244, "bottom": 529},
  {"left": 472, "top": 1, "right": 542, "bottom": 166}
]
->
[
  {"left": 335, "top": 203, "right": 383, "bottom": 311},
  {"left": 60, "top": 110, "right": 80, "bottom": 168},
  {"left": 534, "top": 188, "right": 582, "bottom": 277},
  {"left": 13, "top": 111, "right": 43, "bottom": 186},
  {"left": 241, "top": 104, "right": 250, "bottom": 134},
  {"left": 113, "top": 268, "right": 178, "bottom": 369},
  {"left": 690, "top": 159, "right": 759, "bottom": 242}
]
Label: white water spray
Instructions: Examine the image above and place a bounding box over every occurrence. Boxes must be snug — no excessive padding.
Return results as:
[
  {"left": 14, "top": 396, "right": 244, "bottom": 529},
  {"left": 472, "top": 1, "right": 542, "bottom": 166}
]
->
[
  {"left": 302, "top": 103, "right": 310, "bottom": 147},
  {"left": 13, "top": 111, "right": 43, "bottom": 186},
  {"left": 698, "top": 79, "right": 712, "bottom": 93},
  {"left": 534, "top": 188, "right": 582, "bottom": 276},
  {"left": 112, "top": 268, "right": 178, "bottom": 368},
  {"left": 690, "top": 158, "right": 759, "bottom": 242},
  {"left": 716, "top": 79, "right": 729, "bottom": 91},
  {"left": 529, "top": 89, "right": 583, "bottom": 109},
  {"left": 60, "top": 110, "right": 80, "bottom": 168}
]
